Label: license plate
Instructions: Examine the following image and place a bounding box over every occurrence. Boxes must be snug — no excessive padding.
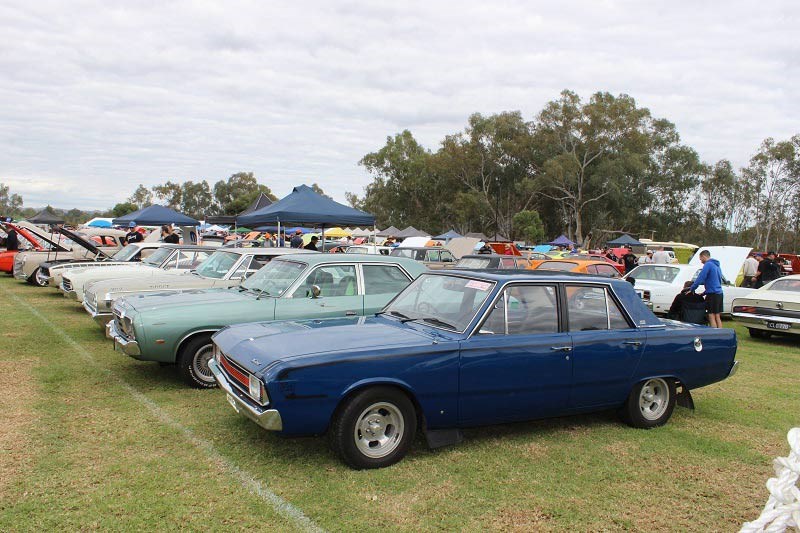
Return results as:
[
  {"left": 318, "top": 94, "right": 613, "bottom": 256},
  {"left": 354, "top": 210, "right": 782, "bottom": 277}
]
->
[
  {"left": 227, "top": 394, "right": 241, "bottom": 413},
  {"left": 766, "top": 321, "right": 791, "bottom": 330}
]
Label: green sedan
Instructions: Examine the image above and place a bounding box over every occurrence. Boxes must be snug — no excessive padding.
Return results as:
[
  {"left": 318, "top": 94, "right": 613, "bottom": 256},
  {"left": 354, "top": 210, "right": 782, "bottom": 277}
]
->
[{"left": 106, "top": 253, "right": 426, "bottom": 388}]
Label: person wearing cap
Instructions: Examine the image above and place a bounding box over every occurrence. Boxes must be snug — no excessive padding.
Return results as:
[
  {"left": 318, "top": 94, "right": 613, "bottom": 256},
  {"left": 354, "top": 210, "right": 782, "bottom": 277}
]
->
[
  {"left": 621, "top": 246, "right": 638, "bottom": 274},
  {"left": 754, "top": 251, "right": 781, "bottom": 288},
  {"left": 125, "top": 222, "right": 143, "bottom": 244},
  {"left": 741, "top": 252, "right": 759, "bottom": 287},
  {"left": 304, "top": 235, "right": 319, "bottom": 251},
  {"left": 290, "top": 230, "right": 304, "bottom": 249}
]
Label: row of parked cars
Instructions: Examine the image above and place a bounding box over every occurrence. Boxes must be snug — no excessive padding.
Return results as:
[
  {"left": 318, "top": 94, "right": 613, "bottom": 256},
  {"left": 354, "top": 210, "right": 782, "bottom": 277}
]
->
[{"left": 3, "top": 221, "right": 741, "bottom": 468}]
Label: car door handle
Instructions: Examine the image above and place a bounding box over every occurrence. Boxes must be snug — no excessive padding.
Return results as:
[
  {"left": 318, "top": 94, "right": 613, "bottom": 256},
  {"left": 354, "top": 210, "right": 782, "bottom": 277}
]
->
[
  {"left": 622, "top": 340, "right": 642, "bottom": 346},
  {"left": 345, "top": 311, "right": 357, "bottom": 316},
  {"left": 550, "top": 346, "right": 572, "bottom": 352}
]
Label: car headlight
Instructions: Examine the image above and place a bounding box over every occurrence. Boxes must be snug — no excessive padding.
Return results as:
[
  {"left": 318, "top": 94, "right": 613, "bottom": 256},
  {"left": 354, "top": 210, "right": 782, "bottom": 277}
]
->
[{"left": 248, "top": 374, "right": 262, "bottom": 403}]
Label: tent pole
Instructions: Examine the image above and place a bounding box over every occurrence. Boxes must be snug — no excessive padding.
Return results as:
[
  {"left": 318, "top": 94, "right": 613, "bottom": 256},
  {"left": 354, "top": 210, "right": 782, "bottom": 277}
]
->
[
  {"left": 277, "top": 220, "right": 281, "bottom": 247},
  {"left": 321, "top": 225, "right": 325, "bottom": 252}
]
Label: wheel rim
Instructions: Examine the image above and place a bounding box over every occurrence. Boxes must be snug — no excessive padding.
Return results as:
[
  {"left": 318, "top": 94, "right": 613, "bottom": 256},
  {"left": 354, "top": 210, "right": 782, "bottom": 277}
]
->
[
  {"left": 354, "top": 402, "right": 405, "bottom": 459},
  {"left": 192, "top": 345, "right": 214, "bottom": 383},
  {"left": 638, "top": 378, "right": 669, "bottom": 421},
  {"left": 35, "top": 269, "right": 48, "bottom": 286}
]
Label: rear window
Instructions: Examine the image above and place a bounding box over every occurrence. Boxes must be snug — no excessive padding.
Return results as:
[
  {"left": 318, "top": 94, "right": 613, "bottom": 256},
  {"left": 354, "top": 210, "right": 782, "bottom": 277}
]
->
[
  {"left": 628, "top": 265, "right": 680, "bottom": 283},
  {"left": 455, "top": 257, "right": 492, "bottom": 269},
  {"left": 536, "top": 261, "right": 578, "bottom": 272}
]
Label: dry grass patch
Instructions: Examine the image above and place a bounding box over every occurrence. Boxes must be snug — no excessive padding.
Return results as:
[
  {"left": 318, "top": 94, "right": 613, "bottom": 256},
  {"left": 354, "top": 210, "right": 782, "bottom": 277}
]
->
[{"left": 0, "top": 360, "right": 39, "bottom": 499}]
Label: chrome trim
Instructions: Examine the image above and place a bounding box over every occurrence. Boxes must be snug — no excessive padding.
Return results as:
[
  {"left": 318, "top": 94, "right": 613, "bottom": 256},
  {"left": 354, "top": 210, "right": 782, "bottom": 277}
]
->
[
  {"left": 83, "top": 300, "right": 113, "bottom": 326},
  {"left": 732, "top": 312, "right": 800, "bottom": 326},
  {"left": 728, "top": 360, "right": 739, "bottom": 378},
  {"left": 209, "top": 359, "right": 283, "bottom": 431},
  {"left": 106, "top": 320, "right": 141, "bottom": 357}
]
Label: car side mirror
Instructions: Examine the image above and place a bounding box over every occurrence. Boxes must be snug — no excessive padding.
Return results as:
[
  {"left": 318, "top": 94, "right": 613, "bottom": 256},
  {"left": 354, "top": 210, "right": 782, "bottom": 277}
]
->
[{"left": 309, "top": 285, "right": 321, "bottom": 298}]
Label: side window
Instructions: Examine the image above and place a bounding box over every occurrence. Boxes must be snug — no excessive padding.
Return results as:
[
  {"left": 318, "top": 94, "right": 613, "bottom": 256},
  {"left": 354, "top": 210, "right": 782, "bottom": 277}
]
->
[
  {"left": 362, "top": 265, "right": 411, "bottom": 295},
  {"left": 500, "top": 258, "right": 516, "bottom": 269},
  {"left": 175, "top": 251, "right": 197, "bottom": 269},
  {"left": 479, "top": 285, "right": 559, "bottom": 335},
  {"left": 425, "top": 250, "right": 440, "bottom": 262},
  {"left": 140, "top": 249, "right": 155, "bottom": 259},
  {"left": 441, "top": 251, "right": 455, "bottom": 263},
  {"left": 248, "top": 255, "right": 270, "bottom": 272},
  {"left": 302, "top": 264, "right": 357, "bottom": 297},
  {"left": 162, "top": 251, "right": 179, "bottom": 270},
  {"left": 585, "top": 265, "right": 599, "bottom": 275},
  {"left": 516, "top": 259, "right": 531, "bottom": 269},
  {"left": 192, "top": 251, "right": 211, "bottom": 268},
  {"left": 596, "top": 264, "right": 620, "bottom": 278},
  {"left": 567, "top": 285, "right": 631, "bottom": 331}
]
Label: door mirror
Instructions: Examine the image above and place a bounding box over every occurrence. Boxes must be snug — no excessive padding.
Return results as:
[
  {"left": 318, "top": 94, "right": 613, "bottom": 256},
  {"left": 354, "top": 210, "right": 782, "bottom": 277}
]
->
[{"left": 309, "top": 284, "right": 322, "bottom": 298}]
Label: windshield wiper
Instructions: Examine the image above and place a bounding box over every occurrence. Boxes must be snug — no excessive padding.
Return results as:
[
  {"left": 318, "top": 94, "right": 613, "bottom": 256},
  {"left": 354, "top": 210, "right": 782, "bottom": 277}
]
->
[
  {"left": 387, "top": 310, "right": 414, "bottom": 322},
  {"left": 420, "top": 317, "right": 457, "bottom": 330}
]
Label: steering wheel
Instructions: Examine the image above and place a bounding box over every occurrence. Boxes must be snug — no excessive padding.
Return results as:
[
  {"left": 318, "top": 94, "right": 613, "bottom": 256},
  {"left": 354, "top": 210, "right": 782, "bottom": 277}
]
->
[{"left": 416, "top": 301, "right": 437, "bottom": 315}]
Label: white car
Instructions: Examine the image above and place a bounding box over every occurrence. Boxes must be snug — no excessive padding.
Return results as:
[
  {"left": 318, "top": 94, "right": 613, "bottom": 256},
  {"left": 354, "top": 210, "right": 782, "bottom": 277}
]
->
[
  {"left": 625, "top": 246, "right": 755, "bottom": 315},
  {"left": 41, "top": 242, "right": 168, "bottom": 288},
  {"left": 60, "top": 245, "right": 214, "bottom": 301},
  {"left": 731, "top": 275, "right": 800, "bottom": 338},
  {"left": 344, "top": 245, "right": 392, "bottom": 255}
]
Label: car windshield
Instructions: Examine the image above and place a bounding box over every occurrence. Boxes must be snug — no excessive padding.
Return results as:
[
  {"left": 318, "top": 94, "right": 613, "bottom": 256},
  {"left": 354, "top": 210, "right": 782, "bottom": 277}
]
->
[
  {"left": 768, "top": 279, "right": 800, "bottom": 292},
  {"left": 627, "top": 265, "right": 680, "bottom": 283},
  {"left": 389, "top": 248, "right": 416, "bottom": 259},
  {"left": 195, "top": 251, "right": 240, "bottom": 279},
  {"left": 143, "top": 247, "right": 173, "bottom": 266},
  {"left": 241, "top": 259, "right": 307, "bottom": 297},
  {"left": 456, "top": 257, "right": 492, "bottom": 269},
  {"left": 536, "top": 261, "right": 577, "bottom": 271},
  {"left": 111, "top": 244, "right": 141, "bottom": 261},
  {"left": 345, "top": 247, "right": 367, "bottom": 254},
  {"left": 383, "top": 274, "right": 496, "bottom": 333}
]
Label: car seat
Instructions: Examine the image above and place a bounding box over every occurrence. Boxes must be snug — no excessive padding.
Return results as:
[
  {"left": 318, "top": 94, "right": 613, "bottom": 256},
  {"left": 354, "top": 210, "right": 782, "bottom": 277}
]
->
[{"left": 335, "top": 275, "right": 357, "bottom": 296}]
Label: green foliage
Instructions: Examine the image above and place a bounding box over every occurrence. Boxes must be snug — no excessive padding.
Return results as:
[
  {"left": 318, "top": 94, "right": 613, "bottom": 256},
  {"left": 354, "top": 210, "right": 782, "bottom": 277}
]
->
[
  {"left": 311, "top": 183, "right": 331, "bottom": 199},
  {"left": 128, "top": 184, "right": 153, "bottom": 209},
  {"left": 212, "top": 172, "right": 277, "bottom": 215},
  {"left": 112, "top": 202, "right": 138, "bottom": 218},
  {"left": 512, "top": 210, "right": 545, "bottom": 243},
  {"left": 0, "top": 182, "right": 24, "bottom": 217}
]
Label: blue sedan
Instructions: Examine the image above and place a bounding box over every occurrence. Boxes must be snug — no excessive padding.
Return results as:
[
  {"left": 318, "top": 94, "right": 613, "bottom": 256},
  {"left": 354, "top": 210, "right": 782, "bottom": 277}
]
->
[{"left": 209, "top": 270, "right": 738, "bottom": 469}]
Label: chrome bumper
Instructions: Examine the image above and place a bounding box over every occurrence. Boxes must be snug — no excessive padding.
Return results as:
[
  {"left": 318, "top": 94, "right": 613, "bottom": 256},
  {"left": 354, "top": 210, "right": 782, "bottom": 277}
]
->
[
  {"left": 732, "top": 312, "right": 799, "bottom": 328},
  {"left": 84, "top": 300, "right": 112, "bottom": 326},
  {"left": 13, "top": 267, "right": 27, "bottom": 280},
  {"left": 106, "top": 320, "right": 141, "bottom": 357},
  {"left": 209, "top": 359, "right": 283, "bottom": 431},
  {"left": 728, "top": 360, "right": 739, "bottom": 378}
]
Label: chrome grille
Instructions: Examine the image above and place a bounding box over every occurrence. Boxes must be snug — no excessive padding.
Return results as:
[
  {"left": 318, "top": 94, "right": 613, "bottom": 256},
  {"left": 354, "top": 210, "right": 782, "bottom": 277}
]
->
[{"left": 61, "top": 278, "right": 73, "bottom": 292}]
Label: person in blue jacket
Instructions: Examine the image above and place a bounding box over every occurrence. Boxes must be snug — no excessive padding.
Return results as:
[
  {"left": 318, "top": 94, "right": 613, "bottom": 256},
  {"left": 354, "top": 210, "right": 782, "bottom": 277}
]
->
[{"left": 687, "top": 250, "right": 724, "bottom": 328}]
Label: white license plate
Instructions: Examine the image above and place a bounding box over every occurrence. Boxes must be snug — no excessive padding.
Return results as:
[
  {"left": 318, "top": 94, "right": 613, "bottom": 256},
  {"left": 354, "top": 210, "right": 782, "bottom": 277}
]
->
[
  {"left": 766, "top": 321, "right": 791, "bottom": 330},
  {"left": 226, "top": 394, "right": 240, "bottom": 413}
]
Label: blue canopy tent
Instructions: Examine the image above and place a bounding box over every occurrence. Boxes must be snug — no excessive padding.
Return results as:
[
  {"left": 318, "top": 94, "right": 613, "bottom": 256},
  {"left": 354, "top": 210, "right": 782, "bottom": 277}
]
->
[
  {"left": 533, "top": 244, "right": 553, "bottom": 253},
  {"left": 112, "top": 204, "right": 199, "bottom": 226},
  {"left": 433, "top": 229, "right": 462, "bottom": 242},
  {"left": 548, "top": 234, "right": 575, "bottom": 247},
  {"left": 87, "top": 219, "right": 112, "bottom": 228},
  {"left": 606, "top": 234, "right": 644, "bottom": 247},
  {"left": 237, "top": 185, "right": 376, "bottom": 244}
]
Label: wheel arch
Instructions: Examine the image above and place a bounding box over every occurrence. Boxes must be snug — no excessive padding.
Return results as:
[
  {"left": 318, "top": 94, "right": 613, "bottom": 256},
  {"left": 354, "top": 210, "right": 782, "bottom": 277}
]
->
[
  {"left": 332, "top": 378, "right": 426, "bottom": 434},
  {"left": 174, "top": 329, "right": 219, "bottom": 359}
]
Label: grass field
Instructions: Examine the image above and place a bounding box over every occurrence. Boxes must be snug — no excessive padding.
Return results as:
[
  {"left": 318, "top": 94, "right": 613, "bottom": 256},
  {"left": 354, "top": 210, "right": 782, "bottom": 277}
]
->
[{"left": 1, "top": 275, "right": 798, "bottom": 531}]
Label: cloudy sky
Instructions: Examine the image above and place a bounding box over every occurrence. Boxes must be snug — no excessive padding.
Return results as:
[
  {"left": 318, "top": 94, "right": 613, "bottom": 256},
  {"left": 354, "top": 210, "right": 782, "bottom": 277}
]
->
[{"left": 1, "top": 1, "right": 797, "bottom": 211}]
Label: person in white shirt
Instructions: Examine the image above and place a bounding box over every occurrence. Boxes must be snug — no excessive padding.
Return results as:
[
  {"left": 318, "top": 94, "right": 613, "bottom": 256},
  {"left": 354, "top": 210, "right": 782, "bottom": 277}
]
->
[
  {"left": 651, "top": 247, "right": 670, "bottom": 264},
  {"left": 638, "top": 250, "right": 654, "bottom": 265},
  {"left": 741, "top": 252, "right": 759, "bottom": 287}
]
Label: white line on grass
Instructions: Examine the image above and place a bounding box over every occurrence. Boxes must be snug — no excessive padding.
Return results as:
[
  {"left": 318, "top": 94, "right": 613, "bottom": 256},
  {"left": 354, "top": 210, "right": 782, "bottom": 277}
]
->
[{"left": 10, "top": 292, "right": 324, "bottom": 533}]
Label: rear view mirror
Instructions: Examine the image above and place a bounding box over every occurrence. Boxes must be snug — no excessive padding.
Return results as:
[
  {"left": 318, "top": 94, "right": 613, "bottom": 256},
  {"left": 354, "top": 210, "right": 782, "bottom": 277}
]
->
[{"left": 309, "top": 285, "right": 321, "bottom": 298}]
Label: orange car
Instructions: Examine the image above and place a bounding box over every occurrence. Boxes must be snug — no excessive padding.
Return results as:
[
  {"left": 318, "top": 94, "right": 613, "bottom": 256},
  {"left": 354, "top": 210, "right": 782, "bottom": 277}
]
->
[
  {"left": 0, "top": 223, "right": 45, "bottom": 273},
  {"left": 534, "top": 258, "right": 622, "bottom": 278}
]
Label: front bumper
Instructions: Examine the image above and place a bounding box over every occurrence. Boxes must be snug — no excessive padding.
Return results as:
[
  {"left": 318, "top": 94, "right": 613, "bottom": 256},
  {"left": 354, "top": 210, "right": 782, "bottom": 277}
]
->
[
  {"left": 732, "top": 312, "right": 799, "bottom": 333},
  {"left": 209, "top": 359, "right": 283, "bottom": 431},
  {"left": 83, "top": 300, "right": 112, "bottom": 326},
  {"left": 106, "top": 320, "right": 141, "bottom": 357}
]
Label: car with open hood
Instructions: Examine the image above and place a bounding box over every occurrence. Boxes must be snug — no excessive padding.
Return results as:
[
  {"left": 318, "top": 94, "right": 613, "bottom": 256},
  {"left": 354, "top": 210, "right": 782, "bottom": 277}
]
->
[
  {"left": 13, "top": 226, "right": 125, "bottom": 285},
  {"left": 0, "top": 221, "right": 47, "bottom": 273},
  {"left": 60, "top": 245, "right": 214, "bottom": 301},
  {"left": 83, "top": 247, "right": 311, "bottom": 326},
  {"left": 106, "top": 254, "right": 426, "bottom": 388},
  {"left": 208, "top": 269, "right": 738, "bottom": 469},
  {"left": 624, "top": 246, "right": 755, "bottom": 315},
  {"left": 731, "top": 274, "right": 800, "bottom": 338}
]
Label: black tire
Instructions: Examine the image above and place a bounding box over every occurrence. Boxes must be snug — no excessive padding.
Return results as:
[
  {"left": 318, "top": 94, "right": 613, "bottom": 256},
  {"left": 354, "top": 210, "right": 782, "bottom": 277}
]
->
[
  {"left": 748, "top": 328, "right": 770, "bottom": 339},
  {"left": 329, "top": 387, "right": 417, "bottom": 469},
  {"left": 29, "top": 267, "right": 47, "bottom": 287},
  {"left": 621, "top": 378, "right": 676, "bottom": 428},
  {"left": 176, "top": 334, "right": 217, "bottom": 389}
]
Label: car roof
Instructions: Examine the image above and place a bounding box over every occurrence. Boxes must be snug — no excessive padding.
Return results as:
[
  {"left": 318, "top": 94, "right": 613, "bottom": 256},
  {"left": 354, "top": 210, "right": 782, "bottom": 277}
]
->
[
  {"left": 159, "top": 244, "right": 217, "bottom": 251},
  {"left": 422, "top": 268, "right": 628, "bottom": 285},
  {"left": 212, "top": 247, "right": 318, "bottom": 256},
  {"left": 275, "top": 252, "right": 423, "bottom": 265},
  {"left": 537, "top": 259, "right": 611, "bottom": 266},
  {"left": 393, "top": 246, "right": 443, "bottom": 251}
]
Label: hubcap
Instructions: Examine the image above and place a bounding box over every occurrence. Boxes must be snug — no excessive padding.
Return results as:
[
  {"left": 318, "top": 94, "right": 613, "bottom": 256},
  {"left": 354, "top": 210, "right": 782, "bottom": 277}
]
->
[
  {"left": 354, "top": 402, "right": 405, "bottom": 458},
  {"left": 192, "top": 345, "right": 214, "bottom": 382},
  {"left": 639, "top": 378, "right": 669, "bottom": 421}
]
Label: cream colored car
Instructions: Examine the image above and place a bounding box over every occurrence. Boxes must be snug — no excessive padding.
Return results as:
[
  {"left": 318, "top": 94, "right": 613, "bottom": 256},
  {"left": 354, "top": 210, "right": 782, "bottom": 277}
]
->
[
  {"left": 731, "top": 275, "right": 800, "bottom": 338},
  {"left": 83, "top": 247, "right": 313, "bottom": 326},
  {"left": 13, "top": 226, "right": 125, "bottom": 286},
  {"left": 42, "top": 242, "right": 168, "bottom": 288}
]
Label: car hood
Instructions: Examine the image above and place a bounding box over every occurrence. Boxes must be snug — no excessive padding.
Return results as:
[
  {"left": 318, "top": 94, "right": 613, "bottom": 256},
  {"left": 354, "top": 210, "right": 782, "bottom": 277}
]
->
[
  {"left": 214, "top": 317, "right": 439, "bottom": 376},
  {"left": 124, "top": 286, "right": 255, "bottom": 313},
  {"left": 689, "top": 246, "right": 751, "bottom": 283},
  {"left": 86, "top": 272, "right": 216, "bottom": 295},
  {"left": 66, "top": 264, "right": 172, "bottom": 282}
]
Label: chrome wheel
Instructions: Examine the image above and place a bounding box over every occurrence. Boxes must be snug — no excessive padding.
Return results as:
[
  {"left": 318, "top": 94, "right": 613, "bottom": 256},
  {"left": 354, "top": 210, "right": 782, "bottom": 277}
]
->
[
  {"left": 192, "top": 345, "right": 214, "bottom": 384},
  {"left": 354, "top": 402, "right": 405, "bottom": 459},
  {"left": 35, "top": 269, "right": 49, "bottom": 286},
  {"left": 639, "top": 378, "right": 669, "bottom": 421}
]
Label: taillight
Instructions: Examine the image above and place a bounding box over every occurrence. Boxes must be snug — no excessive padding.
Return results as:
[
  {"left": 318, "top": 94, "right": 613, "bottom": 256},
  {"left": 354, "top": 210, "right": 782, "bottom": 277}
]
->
[
  {"left": 733, "top": 305, "right": 756, "bottom": 314},
  {"left": 643, "top": 291, "right": 651, "bottom": 301}
]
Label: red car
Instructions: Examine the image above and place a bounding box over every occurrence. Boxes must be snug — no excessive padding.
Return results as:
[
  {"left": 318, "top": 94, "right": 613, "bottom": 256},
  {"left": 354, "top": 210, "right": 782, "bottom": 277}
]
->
[{"left": 0, "top": 222, "right": 45, "bottom": 273}]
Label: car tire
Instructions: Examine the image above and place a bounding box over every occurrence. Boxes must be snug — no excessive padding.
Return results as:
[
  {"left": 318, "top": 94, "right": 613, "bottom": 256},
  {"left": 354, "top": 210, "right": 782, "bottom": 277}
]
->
[
  {"left": 748, "top": 328, "right": 770, "bottom": 339},
  {"left": 329, "top": 387, "right": 416, "bottom": 469},
  {"left": 29, "top": 267, "right": 47, "bottom": 287},
  {"left": 176, "top": 334, "right": 217, "bottom": 389},
  {"left": 621, "top": 378, "right": 676, "bottom": 429}
]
